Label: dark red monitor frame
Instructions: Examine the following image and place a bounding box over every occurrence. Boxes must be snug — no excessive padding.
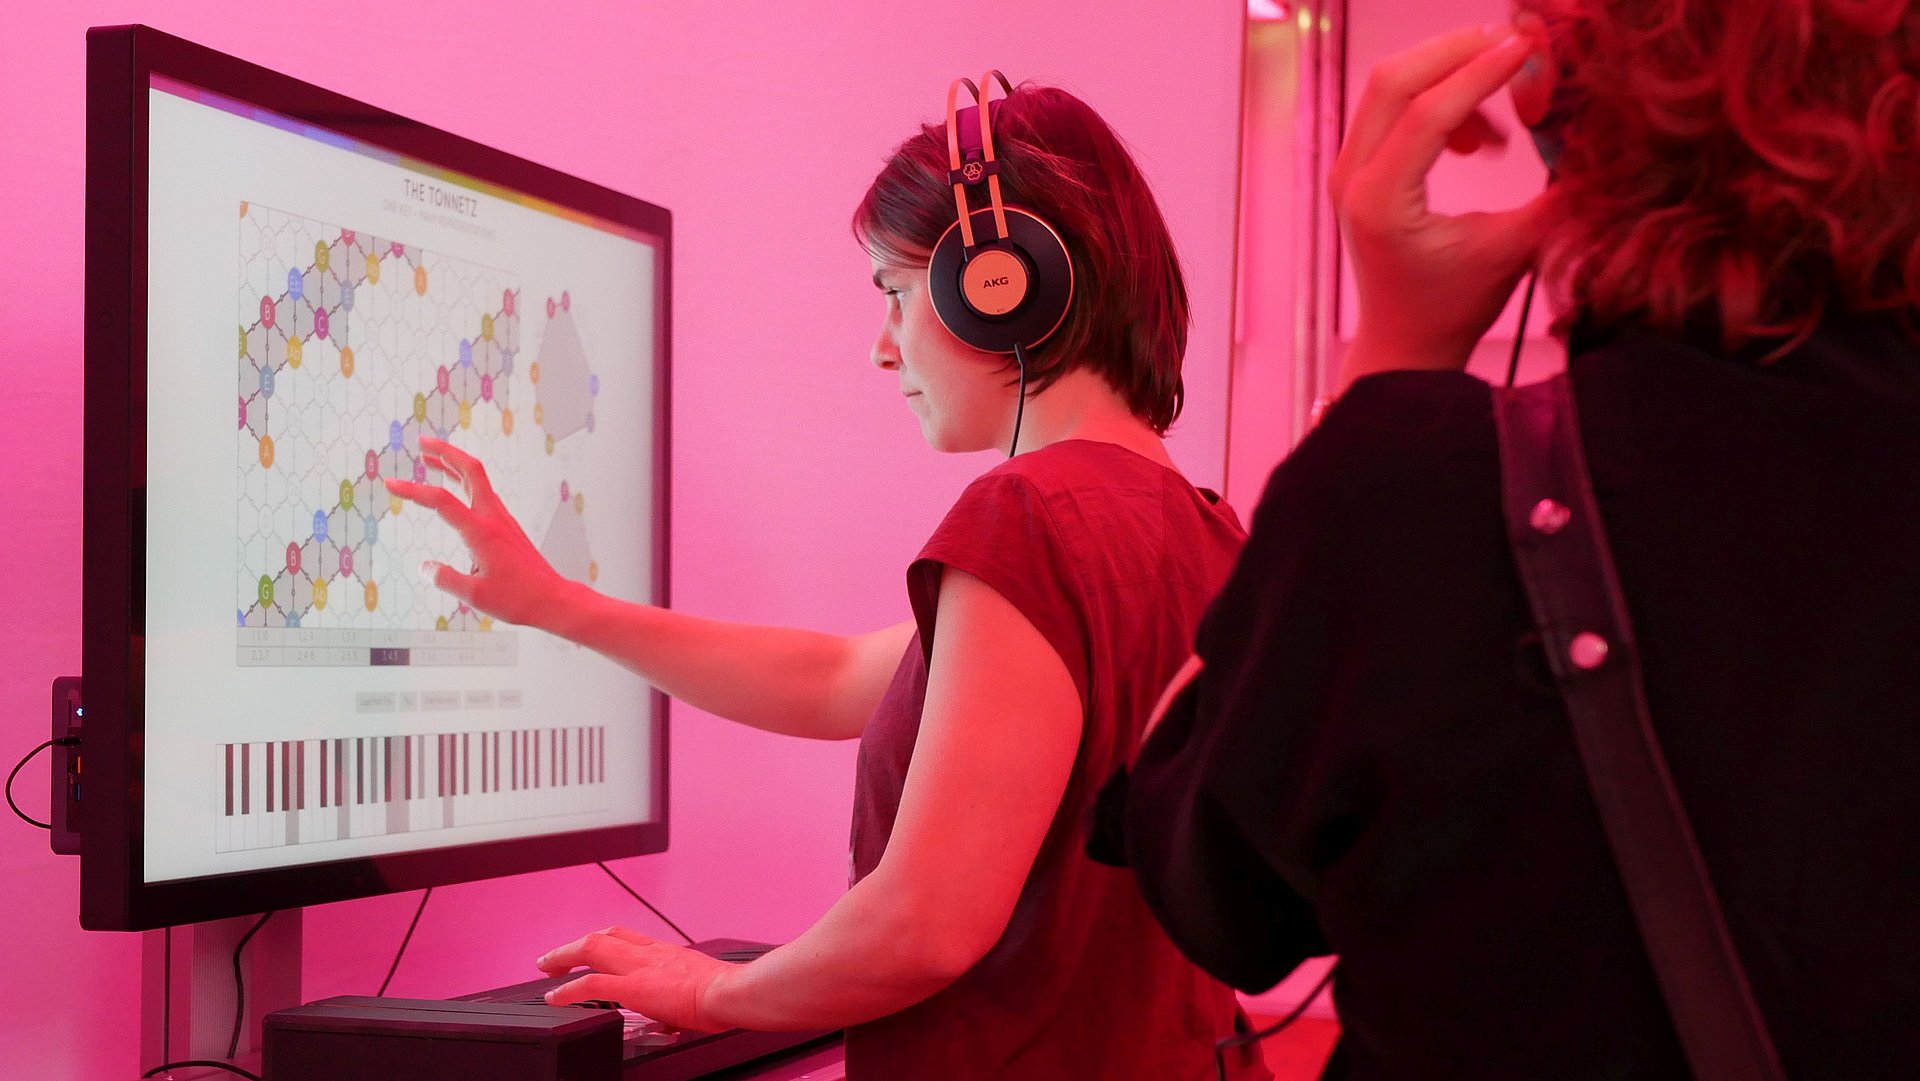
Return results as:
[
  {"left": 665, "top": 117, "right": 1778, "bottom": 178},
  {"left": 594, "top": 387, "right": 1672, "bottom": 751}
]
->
[{"left": 82, "top": 24, "right": 672, "bottom": 931}]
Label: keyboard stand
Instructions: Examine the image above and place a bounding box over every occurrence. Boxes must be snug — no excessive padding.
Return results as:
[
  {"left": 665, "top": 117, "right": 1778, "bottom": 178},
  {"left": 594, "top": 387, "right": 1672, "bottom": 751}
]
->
[{"left": 457, "top": 938, "right": 841, "bottom": 1081}]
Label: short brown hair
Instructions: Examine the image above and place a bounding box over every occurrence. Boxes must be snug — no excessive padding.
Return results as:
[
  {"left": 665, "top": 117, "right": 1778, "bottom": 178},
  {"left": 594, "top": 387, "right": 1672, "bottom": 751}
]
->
[
  {"left": 853, "top": 84, "right": 1190, "bottom": 432},
  {"left": 1525, "top": 0, "right": 1920, "bottom": 354}
]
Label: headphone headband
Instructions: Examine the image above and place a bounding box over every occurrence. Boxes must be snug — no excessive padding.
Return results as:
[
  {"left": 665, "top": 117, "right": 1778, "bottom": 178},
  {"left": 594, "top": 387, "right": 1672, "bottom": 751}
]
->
[{"left": 945, "top": 72, "right": 1015, "bottom": 252}]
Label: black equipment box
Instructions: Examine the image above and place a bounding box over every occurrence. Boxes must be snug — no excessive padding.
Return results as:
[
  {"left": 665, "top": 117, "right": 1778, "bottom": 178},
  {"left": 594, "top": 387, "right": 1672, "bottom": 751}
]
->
[{"left": 263, "top": 995, "right": 622, "bottom": 1081}]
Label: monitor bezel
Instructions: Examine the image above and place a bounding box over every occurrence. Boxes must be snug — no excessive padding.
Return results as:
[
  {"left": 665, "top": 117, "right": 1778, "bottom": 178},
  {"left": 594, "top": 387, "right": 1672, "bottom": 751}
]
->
[{"left": 83, "top": 24, "right": 672, "bottom": 932}]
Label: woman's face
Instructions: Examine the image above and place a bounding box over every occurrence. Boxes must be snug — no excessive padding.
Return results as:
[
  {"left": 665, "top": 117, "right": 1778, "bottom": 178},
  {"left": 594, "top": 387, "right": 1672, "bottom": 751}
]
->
[{"left": 869, "top": 254, "right": 1014, "bottom": 453}]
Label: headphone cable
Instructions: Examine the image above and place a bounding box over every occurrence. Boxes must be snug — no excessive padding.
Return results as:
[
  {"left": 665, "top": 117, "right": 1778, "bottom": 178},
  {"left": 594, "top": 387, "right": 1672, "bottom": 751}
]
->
[{"left": 1010, "top": 343, "right": 1030, "bottom": 456}]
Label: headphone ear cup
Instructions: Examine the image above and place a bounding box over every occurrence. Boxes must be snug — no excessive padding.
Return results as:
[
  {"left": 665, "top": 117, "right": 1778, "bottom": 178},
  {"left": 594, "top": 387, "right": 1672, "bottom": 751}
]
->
[{"left": 928, "top": 207, "right": 1074, "bottom": 353}]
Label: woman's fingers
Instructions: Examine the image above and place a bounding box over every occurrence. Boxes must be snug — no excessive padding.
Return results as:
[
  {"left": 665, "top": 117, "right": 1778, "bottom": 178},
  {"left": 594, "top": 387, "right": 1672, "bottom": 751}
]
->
[
  {"left": 384, "top": 476, "right": 482, "bottom": 540},
  {"left": 537, "top": 930, "right": 641, "bottom": 977},
  {"left": 419, "top": 560, "right": 481, "bottom": 606},
  {"left": 543, "top": 972, "right": 626, "bottom": 1008},
  {"left": 419, "top": 436, "right": 502, "bottom": 510},
  {"left": 1330, "top": 25, "right": 1507, "bottom": 202},
  {"left": 1361, "top": 34, "right": 1533, "bottom": 200}
]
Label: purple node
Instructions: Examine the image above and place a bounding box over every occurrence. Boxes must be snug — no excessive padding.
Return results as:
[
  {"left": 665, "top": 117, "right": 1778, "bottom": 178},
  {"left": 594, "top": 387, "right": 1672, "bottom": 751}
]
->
[
  {"left": 585, "top": 412, "right": 596, "bottom": 434},
  {"left": 314, "top": 307, "right": 330, "bottom": 340},
  {"left": 237, "top": 609, "right": 246, "bottom": 627},
  {"left": 388, "top": 420, "right": 404, "bottom": 451},
  {"left": 285, "top": 542, "right": 302, "bottom": 575},
  {"left": 588, "top": 373, "right": 600, "bottom": 397},
  {"left": 459, "top": 339, "right": 473, "bottom": 368},
  {"left": 287, "top": 268, "right": 304, "bottom": 300},
  {"left": 339, "top": 547, "right": 355, "bottom": 577},
  {"left": 412, "top": 459, "right": 427, "bottom": 483},
  {"left": 339, "top": 282, "right": 355, "bottom": 312},
  {"left": 500, "top": 351, "right": 514, "bottom": 378},
  {"left": 480, "top": 374, "right": 494, "bottom": 402},
  {"left": 259, "top": 295, "right": 276, "bottom": 328},
  {"left": 312, "top": 510, "right": 329, "bottom": 542}
]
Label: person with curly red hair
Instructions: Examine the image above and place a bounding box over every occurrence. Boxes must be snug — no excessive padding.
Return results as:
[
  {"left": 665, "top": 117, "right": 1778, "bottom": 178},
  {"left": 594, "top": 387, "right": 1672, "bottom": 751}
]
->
[{"left": 1098, "top": 2, "right": 1920, "bottom": 1078}]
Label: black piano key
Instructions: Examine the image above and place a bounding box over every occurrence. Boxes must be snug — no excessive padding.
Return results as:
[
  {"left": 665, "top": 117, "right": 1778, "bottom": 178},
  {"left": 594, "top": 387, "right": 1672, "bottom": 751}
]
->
[{"left": 225, "top": 744, "right": 234, "bottom": 817}]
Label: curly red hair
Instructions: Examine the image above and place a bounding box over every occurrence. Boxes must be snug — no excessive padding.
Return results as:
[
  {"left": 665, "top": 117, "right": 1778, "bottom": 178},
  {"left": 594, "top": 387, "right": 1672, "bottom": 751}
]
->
[{"left": 1524, "top": 0, "right": 1920, "bottom": 354}]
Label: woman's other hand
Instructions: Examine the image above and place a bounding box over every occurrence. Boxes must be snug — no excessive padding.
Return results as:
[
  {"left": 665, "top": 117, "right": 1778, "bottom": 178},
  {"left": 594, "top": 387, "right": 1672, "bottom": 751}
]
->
[
  {"left": 1328, "top": 26, "right": 1555, "bottom": 392},
  {"left": 383, "top": 435, "right": 568, "bottom": 628},
  {"left": 537, "top": 927, "right": 733, "bottom": 1033}
]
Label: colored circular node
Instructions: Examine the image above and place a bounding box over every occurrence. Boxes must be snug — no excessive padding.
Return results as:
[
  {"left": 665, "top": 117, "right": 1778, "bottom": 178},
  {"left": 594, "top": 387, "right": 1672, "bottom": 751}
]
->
[
  {"left": 257, "top": 575, "right": 274, "bottom": 608},
  {"left": 414, "top": 265, "right": 428, "bottom": 296},
  {"left": 237, "top": 609, "right": 246, "bottom": 627},
  {"left": 585, "top": 412, "right": 596, "bottom": 434},
  {"left": 529, "top": 361, "right": 541, "bottom": 385},
  {"left": 501, "top": 408, "right": 515, "bottom": 435},
  {"left": 341, "top": 229, "right": 356, "bottom": 245},
  {"left": 574, "top": 492, "right": 585, "bottom": 513},
  {"left": 364, "top": 516, "right": 379, "bottom": 545},
  {"left": 588, "top": 561, "right": 599, "bottom": 583},
  {"left": 287, "top": 336, "right": 303, "bottom": 369},
  {"left": 390, "top": 241, "right": 405, "bottom": 256},
  {"left": 340, "top": 283, "right": 355, "bottom": 312},
  {"left": 259, "top": 365, "right": 276, "bottom": 400},
  {"left": 588, "top": 373, "right": 600, "bottom": 397},
  {"left": 312, "top": 577, "right": 329, "bottom": 611},
  {"left": 240, "top": 201, "right": 249, "bottom": 217},
  {"left": 259, "top": 434, "right": 276, "bottom": 468},
  {"left": 314, "top": 241, "right": 330, "bottom": 272},
  {"left": 534, "top": 402, "right": 545, "bottom": 425},
  {"left": 413, "top": 393, "right": 428, "bottom": 422},
  {"left": 500, "top": 351, "right": 514, "bottom": 378},
  {"left": 545, "top": 434, "right": 555, "bottom": 455},
  {"left": 412, "top": 459, "right": 426, "bottom": 483},
  {"left": 364, "top": 581, "right": 379, "bottom": 611},
  {"left": 437, "top": 366, "right": 451, "bottom": 393},
  {"left": 559, "top": 481, "right": 570, "bottom": 503},
  {"left": 287, "top": 268, "right": 303, "bottom": 301},
  {"left": 364, "top": 449, "right": 381, "bottom": 480},
  {"left": 339, "top": 546, "right": 355, "bottom": 577},
  {"left": 388, "top": 494, "right": 403, "bottom": 516},
  {"left": 365, "top": 253, "right": 381, "bottom": 284},
  {"left": 546, "top": 297, "right": 556, "bottom": 319},
  {"left": 339, "top": 478, "right": 356, "bottom": 511},
  {"left": 561, "top": 290, "right": 571, "bottom": 312},
  {"left": 238, "top": 396, "right": 248, "bottom": 430},
  {"left": 479, "top": 617, "right": 492, "bottom": 632},
  {"left": 481, "top": 313, "right": 495, "bottom": 342},
  {"left": 480, "top": 374, "right": 494, "bottom": 402},
  {"left": 238, "top": 327, "right": 249, "bottom": 358},
  {"left": 459, "top": 339, "right": 473, "bottom": 368},
  {"left": 286, "top": 613, "right": 301, "bottom": 629},
  {"left": 389, "top": 420, "right": 405, "bottom": 451},
  {"left": 436, "top": 616, "right": 449, "bottom": 631},
  {"left": 459, "top": 401, "right": 473, "bottom": 430},
  {"left": 285, "top": 542, "right": 302, "bottom": 575},
  {"left": 340, "top": 346, "right": 356, "bottom": 378},
  {"left": 260, "top": 295, "right": 276, "bottom": 329},
  {"left": 502, "top": 289, "right": 515, "bottom": 316},
  {"left": 314, "top": 307, "right": 330, "bottom": 340},
  {"left": 312, "top": 509, "right": 330, "bottom": 542}
]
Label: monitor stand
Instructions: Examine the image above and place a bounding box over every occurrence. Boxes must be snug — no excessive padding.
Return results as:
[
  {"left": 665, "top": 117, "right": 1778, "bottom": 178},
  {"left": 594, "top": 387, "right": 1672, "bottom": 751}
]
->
[{"left": 141, "top": 910, "right": 303, "bottom": 1078}]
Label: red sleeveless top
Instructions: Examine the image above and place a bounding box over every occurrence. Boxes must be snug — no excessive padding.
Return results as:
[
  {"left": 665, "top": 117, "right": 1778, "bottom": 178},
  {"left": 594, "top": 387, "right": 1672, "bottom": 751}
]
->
[{"left": 846, "top": 440, "right": 1269, "bottom": 1080}]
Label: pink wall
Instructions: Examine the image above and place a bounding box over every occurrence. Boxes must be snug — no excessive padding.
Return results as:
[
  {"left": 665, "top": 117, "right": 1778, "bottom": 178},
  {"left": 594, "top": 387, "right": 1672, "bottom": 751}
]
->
[{"left": 0, "top": 2, "right": 1245, "bottom": 1076}]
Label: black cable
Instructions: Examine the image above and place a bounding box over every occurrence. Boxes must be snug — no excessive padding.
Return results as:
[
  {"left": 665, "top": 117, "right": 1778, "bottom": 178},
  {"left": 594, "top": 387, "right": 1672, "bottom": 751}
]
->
[
  {"left": 7, "top": 738, "right": 76, "bottom": 830},
  {"left": 1212, "top": 964, "right": 1337, "bottom": 1081},
  {"left": 1009, "top": 342, "right": 1031, "bottom": 456},
  {"left": 141, "top": 1060, "right": 263, "bottom": 1080},
  {"left": 596, "top": 861, "right": 697, "bottom": 945},
  {"left": 1506, "top": 267, "right": 1542, "bottom": 388},
  {"left": 377, "top": 887, "right": 434, "bottom": 996},
  {"left": 228, "top": 911, "right": 276, "bottom": 1060}
]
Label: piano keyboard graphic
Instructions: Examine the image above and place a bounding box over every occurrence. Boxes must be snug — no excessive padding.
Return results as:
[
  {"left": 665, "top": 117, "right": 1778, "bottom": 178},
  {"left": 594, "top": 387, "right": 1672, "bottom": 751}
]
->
[{"left": 216, "top": 726, "right": 608, "bottom": 852}]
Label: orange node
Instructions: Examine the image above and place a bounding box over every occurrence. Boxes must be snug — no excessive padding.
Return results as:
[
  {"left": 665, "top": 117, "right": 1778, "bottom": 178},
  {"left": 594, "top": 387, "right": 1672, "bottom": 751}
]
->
[
  {"left": 258, "top": 434, "right": 275, "bottom": 468},
  {"left": 340, "top": 346, "right": 356, "bottom": 378},
  {"left": 363, "top": 581, "right": 379, "bottom": 611},
  {"left": 529, "top": 361, "right": 541, "bottom": 385},
  {"left": 501, "top": 408, "right": 515, "bottom": 435},
  {"left": 414, "top": 265, "right": 428, "bottom": 296}
]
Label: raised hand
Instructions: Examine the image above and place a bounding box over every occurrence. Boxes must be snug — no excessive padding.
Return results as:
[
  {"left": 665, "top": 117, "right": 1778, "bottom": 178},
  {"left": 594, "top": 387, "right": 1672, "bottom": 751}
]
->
[
  {"left": 536, "top": 926, "right": 735, "bottom": 1033},
  {"left": 1329, "top": 25, "right": 1557, "bottom": 390},
  {"left": 383, "top": 436, "right": 568, "bottom": 629}
]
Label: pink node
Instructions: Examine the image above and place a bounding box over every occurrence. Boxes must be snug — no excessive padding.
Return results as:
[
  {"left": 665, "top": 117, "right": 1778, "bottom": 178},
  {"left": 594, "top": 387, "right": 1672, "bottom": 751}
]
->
[
  {"left": 436, "top": 366, "right": 451, "bottom": 394},
  {"left": 314, "top": 307, "right": 331, "bottom": 339},
  {"left": 480, "top": 374, "right": 494, "bottom": 402},
  {"left": 560, "top": 290, "right": 571, "bottom": 312},
  {"left": 285, "top": 542, "right": 302, "bottom": 575},
  {"left": 364, "top": 449, "right": 380, "bottom": 480},
  {"left": 390, "top": 242, "right": 405, "bottom": 256},
  {"left": 238, "top": 397, "right": 248, "bottom": 430},
  {"left": 259, "top": 295, "right": 276, "bottom": 328},
  {"left": 559, "top": 481, "right": 571, "bottom": 503},
  {"left": 545, "top": 297, "right": 556, "bottom": 319},
  {"left": 339, "top": 547, "right": 355, "bottom": 577},
  {"left": 341, "top": 229, "right": 356, "bottom": 245},
  {"left": 502, "top": 290, "right": 515, "bottom": 316},
  {"left": 412, "top": 459, "right": 427, "bottom": 483}
]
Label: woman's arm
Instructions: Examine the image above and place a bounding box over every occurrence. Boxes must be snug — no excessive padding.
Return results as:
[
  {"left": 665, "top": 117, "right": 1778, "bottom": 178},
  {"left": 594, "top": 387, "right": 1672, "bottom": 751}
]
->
[
  {"left": 387, "top": 436, "right": 910, "bottom": 740},
  {"left": 536, "top": 566, "right": 1083, "bottom": 1028}
]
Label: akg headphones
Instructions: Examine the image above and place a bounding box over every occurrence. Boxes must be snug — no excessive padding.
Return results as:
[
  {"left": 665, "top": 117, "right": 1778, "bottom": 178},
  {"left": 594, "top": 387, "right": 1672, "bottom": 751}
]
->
[{"left": 927, "top": 72, "right": 1075, "bottom": 454}]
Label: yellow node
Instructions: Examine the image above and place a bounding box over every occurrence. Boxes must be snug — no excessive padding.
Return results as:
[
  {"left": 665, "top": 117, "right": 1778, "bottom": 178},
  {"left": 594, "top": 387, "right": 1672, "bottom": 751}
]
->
[
  {"left": 312, "top": 577, "right": 329, "bottom": 611},
  {"left": 363, "top": 581, "right": 379, "bottom": 612},
  {"left": 458, "top": 400, "right": 473, "bottom": 429},
  {"left": 286, "top": 336, "right": 303, "bottom": 369},
  {"left": 501, "top": 408, "right": 515, "bottom": 435},
  {"left": 545, "top": 434, "right": 555, "bottom": 456},
  {"left": 413, "top": 393, "right": 428, "bottom": 422},
  {"left": 314, "top": 241, "right": 330, "bottom": 272},
  {"left": 388, "top": 495, "right": 403, "bottom": 515},
  {"left": 573, "top": 492, "right": 584, "bottom": 513},
  {"left": 534, "top": 402, "right": 545, "bottom": 425},
  {"left": 238, "top": 327, "right": 248, "bottom": 358},
  {"left": 435, "top": 615, "right": 448, "bottom": 631},
  {"left": 365, "top": 253, "right": 381, "bottom": 284},
  {"left": 481, "top": 313, "right": 495, "bottom": 342},
  {"left": 479, "top": 617, "right": 493, "bottom": 632},
  {"left": 258, "top": 435, "right": 275, "bottom": 468},
  {"left": 413, "top": 265, "right": 428, "bottom": 296},
  {"left": 340, "top": 346, "right": 356, "bottom": 378}
]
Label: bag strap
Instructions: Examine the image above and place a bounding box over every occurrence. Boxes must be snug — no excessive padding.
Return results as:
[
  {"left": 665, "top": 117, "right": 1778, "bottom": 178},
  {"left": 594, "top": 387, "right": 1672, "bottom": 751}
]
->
[{"left": 1492, "top": 374, "right": 1787, "bottom": 1081}]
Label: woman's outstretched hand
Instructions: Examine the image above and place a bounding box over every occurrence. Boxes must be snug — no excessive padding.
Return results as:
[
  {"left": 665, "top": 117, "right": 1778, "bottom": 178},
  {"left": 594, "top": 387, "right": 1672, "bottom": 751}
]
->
[
  {"left": 383, "top": 435, "right": 568, "bottom": 629},
  {"left": 537, "top": 926, "right": 734, "bottom": 1033},
  {"left": 1329, "top": 25, "right": 1557, "bottom": 391}
]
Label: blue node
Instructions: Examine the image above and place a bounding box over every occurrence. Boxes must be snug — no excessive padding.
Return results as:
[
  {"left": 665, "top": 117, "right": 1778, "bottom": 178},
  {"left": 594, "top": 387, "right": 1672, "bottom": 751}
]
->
[
  {"left": 286, "top": 613, "right": 302, "bottom": 629},
  {"left": 340, "top": 282, "right": 355, "bottom": 312},
  {"left": 287, "top": 268, "right": 303, "bottom": 300},
  {"left": 459, "top": 339, "right": 473, "bottom": 367},
  {"left": 588, "top": 373, "right": 601, "bottom": 397},
  {"left": 389, "top": 420, "right": 405, "bottom": 451},
  {"left": 364, "top": 516, "right": 379, "bottom": 545},
  {"left": 237, "top": 609, "right": 246, "bottom": 627},
  {"left": 312, "top": 509, "right": 330, "bottom": 542},
  {"left": 500, "top": 351, "right": 514, "bottom": 378},
  {"left": 259, "top": 365, "right": 276, "bottom": 399}
]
